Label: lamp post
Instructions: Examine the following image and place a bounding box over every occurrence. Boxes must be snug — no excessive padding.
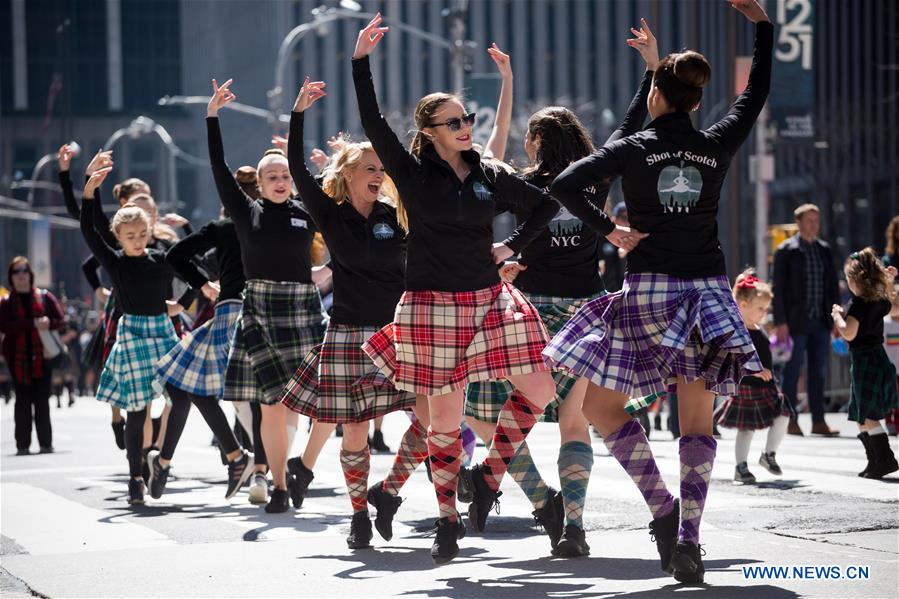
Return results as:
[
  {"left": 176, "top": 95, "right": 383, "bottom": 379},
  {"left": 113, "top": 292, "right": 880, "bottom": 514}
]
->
[{"left": 268, "top": 2, "right": 470, "bottom": 127}]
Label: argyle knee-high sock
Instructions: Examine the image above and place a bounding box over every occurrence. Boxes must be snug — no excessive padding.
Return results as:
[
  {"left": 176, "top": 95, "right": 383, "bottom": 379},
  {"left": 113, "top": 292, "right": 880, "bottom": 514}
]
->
[
  {"left": 558, "top": 441, "right": 593, "bottom": 528},
  {"left": 340, "top": 447, "right": 370, "bottom": 513},
  {"left": 383, "top": 419, "right": 429, "bottom": 496},
  {"left": 602, "top": 419, "right": 675, "bottom": 519},
  {"left": 428, "top": 428, "right": 463, "bottom": 522},
  {"left": 678, "top": 435, "right": 717, "bottom": 543},
  {"left": 481, "top": 393, "right": 541, "bottom": 491}
]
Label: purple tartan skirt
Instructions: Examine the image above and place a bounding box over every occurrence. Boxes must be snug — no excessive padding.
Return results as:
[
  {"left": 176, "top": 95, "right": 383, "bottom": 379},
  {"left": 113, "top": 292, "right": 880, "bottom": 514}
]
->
[{"left": 543, "top": 273, "right": 763, "bottom": 398}]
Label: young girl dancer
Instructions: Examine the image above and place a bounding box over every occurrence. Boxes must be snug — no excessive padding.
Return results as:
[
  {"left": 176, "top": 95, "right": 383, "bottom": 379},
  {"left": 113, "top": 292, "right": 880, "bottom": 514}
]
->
[
  {"left": 279, "top": 79, "right": 430, "bottom": 548},
  {"left": 544, "top": 0, "right": 772, "bottom": 582},
  {"left": 353, "top": 15, "right": 564, "bottom": 563},
  {"left": 832, "top": 248, "right": 899, "bottom": 479},
  {"left": 151, "top": 206, "right": 255, "bottom": 500},
  {"left": 714, "top": 271, "right": 792, "bottom": 484},
  {"left": 465, "top": 24, "right": 656, "bottom": 558},
  {"left": 79, "top": 166, "right": 182, "bottom": 505},
  {"left": 207, "top": 79, "right": 327, "bottom": 513}
]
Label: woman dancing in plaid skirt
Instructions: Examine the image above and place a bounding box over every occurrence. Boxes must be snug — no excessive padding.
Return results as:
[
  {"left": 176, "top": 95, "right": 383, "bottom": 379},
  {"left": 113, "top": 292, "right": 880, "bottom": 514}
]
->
[
  {"left": 206, "top": 80, "right": 328, "bottom": 514},
  {"left": 464, "top": 27, "right": 656, "bottom": 558},
  {"left": 352, "top": 15, "right": 565, "bottom": 563},
  {"left": 279, "top": 78, "right": 437, "bottom": 549},
  {"left": 832, "top": 248, "right": 899, "bottom": 479},
  {"left": 545, "top": 0, "right": 772, "bottom": 583},
  {"left": 78, "top": 166, "right": 185, "bottom": 505},
  {"left": 714, "top": 271, "right": 793, "bottom": 484}
]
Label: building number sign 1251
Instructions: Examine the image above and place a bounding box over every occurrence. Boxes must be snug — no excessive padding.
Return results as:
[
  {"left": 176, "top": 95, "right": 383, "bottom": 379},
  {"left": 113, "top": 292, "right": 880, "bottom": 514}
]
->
[{"left": 776, "top": 0, "right": 813, "bottom": 70}]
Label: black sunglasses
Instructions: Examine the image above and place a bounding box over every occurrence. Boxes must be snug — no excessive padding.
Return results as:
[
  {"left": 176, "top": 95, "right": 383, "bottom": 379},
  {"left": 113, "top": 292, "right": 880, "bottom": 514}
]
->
[
  {"left": 11, "top": 267, "right": 29, "bottom": 275},
  {"left": 427, "top": 112, "right": 476, "bottom": 132}
]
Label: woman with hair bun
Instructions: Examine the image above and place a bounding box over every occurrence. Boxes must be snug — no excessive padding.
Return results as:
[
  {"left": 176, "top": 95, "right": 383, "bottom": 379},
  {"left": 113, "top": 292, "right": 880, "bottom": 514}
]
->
[
  {"left": 545, "top": 0, "right": 773, "bottom": 582},
  {"left": 206, "top": 79, "right": 327, "bottom": 513}
]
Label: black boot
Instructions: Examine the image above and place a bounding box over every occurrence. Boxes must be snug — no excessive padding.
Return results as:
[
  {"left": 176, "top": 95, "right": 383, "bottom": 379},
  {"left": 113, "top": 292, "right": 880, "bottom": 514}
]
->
[
  {"left": 367, "top": 482, "right": 403, "bottom": 541},
  {"left": 111, "top": 419, "right": 126, "bottom": 450},
  {"left": 287, "top": 457, "right": 314, "bottom": 508},
  {"left": 857, "top": 432, "right": 875, "bottom": 477},
  {"left": 670, "top": 540, "right": 706, "bottom": 584},
  {"left": 264, "top": 488, "right": 290, "bottom": 513},
  {"left": 370, "top": 429, "right": 392, "bottom": 454},
  {"left": 865, "top": 433, "right": 899, "bottom": 479},
  {"left": 430, "top": 517, "right": 466, "bottom": 564},
  {"left": 532, "top": 489, "right": 564, "bottom": 550},
  {"left": 467, "top": 465, "right": 502, "bottom": 533},
  {"left": 347, "top": 510, "right": 373, "bottom": 549},
  {"left": 648, "top": 499, "right": 680, "bottom": 573},
  {"left": 553, "top": 524, "right": 590, "bottom": 558}
]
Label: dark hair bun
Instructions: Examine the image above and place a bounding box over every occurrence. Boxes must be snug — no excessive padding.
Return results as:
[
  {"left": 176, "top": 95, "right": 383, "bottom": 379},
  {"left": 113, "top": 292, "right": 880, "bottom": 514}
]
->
[
  {"left": 673, "top": 51, "right": 711, "bottom": 89},
  {"left": 234, "top": 166, "right": 257, "bottom": 184}
]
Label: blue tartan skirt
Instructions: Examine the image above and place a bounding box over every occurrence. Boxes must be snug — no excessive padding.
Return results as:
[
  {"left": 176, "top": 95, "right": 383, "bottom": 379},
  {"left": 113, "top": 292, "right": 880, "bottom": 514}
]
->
[
  {"left": 544, "top": 273, "right": 763, "bottom": 398},
  {"left": 96, "top": 314, "right": 178, "bottom": 412},
  {"left": 156, "top": 300, "right": 242, "bottom": 398}
]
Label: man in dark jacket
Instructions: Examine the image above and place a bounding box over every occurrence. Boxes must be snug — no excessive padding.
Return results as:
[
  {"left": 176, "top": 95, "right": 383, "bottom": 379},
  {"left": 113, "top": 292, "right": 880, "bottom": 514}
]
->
[{"left": 772, "top": 204, "right": 840, "bottom": 436}]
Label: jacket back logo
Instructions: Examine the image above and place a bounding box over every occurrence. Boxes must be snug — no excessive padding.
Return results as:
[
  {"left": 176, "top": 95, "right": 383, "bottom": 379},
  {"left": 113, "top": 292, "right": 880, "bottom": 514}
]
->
[
  {"left": 472, "top": 181, "right": 493, "bottom": 202},
  {"left": 372, "top": 222, "right": 395, "bottom": 240},
  {"left": 657, "top": 161, "right": 702, "bottom": 213}
]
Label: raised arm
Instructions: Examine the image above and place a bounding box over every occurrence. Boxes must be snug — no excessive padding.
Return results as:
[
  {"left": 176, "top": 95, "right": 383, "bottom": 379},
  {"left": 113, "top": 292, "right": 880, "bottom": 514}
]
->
[
  {"left": 491, "top": 169, "right": 559, "bottom": 258},
  {"left": 705, "top": 1, "right": 773, "bottom": 154},
  {"left": 80, "top": 168, "right": 118, "bottom": 271},
  {"left": 288, "top": 78, "right": 339, "bottom": 228},
  {"left": 484, "top": 43, "right": 513, "bottom": 161},
  {"left": 606, "top": 18, "right": 659, "bottom": 145},
  {"left": 352, "top": 15, "right": 419, "bottom": 183},
  {"left": 206, "top": 78, "right": 252, "bottom": 219},
  {"left": 57, "top": 145, "right": 82, "bottom": 220}
]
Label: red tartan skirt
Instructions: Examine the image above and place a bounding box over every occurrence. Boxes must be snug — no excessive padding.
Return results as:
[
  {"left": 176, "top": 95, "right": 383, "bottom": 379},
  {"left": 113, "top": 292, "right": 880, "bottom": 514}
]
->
[{"left": 361, "top": 282, "right": 550, "bottom": 396}]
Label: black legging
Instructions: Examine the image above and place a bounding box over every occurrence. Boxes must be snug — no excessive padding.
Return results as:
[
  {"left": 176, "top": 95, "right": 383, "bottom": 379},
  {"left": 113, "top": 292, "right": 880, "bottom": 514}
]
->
[
  {"left": 13, "top": 376, "right": 52, "bottom": 450},
  {"left": 250, "top": 402, "right": 267, "bottom": 468},
  {"left": 161, "top": 384, "right": 241, "bottom": 461},
  {"left": 125, "top": 407, "right": 147, "bottom": 478}
]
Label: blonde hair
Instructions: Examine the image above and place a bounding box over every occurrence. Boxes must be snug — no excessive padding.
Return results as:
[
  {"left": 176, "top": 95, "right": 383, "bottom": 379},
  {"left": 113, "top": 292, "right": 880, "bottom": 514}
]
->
[
  {"left": 256, "top": 148, "right": 289, "bottom": 176},
  {"left": 111, "top": 205, "right": 151, "bottom": 235},
  {"left": 322, "top": 142, "right": 408, "bottom": 232},
  {"left": 793, "top": 203, "right": 820, "bottom": 220},
  {"left": 845, "top": 247, "right": 892, "bottom": 302},
  {"left": 123, "top": 194, "right": 178, "bottom": 242},
  {"left": 732, "top": 268, "right": 773, "bottom": 303}
]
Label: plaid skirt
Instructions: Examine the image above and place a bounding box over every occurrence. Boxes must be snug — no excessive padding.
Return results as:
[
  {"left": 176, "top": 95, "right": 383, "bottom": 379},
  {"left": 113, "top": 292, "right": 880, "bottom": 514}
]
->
[
  {"left": 223, "top": 279, "right": 327, "bottom": 405},
  {"left": 362, "top": 282, "right": 550, "bottom": 397},
  {"left": 544, "top": 273, "right": 763, "bottom": 398},
  {"left": 156, "top": 300, "right": 242, "bottom": 398},
  {"left": 715, "top": 381, "right": 794, "bottom": 430},
  {"left": 465, "top": 292, "right": 598, "bottom": 423},
  {"left": 848, "top": 346, "right": 899, "bottom": 423},
  {"left": 281, "top": 324, "right": 417, "bottom": 423},
  {"left": 96, "top": 314, "right": 178, "bottom": 412}
]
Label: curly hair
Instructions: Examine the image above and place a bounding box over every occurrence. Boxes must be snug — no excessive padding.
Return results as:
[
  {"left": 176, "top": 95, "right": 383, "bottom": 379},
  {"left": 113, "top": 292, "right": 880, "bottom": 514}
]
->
[{"left": 844, "top": 247, "right": 892, "bottom": 301}]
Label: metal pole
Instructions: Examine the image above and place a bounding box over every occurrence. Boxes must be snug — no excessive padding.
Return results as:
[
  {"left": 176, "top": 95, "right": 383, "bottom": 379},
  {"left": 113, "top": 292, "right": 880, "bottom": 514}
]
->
[
  {"left": 26, "top": 154, "right": 54, "bottom": 207},
  {"left": 449, "top": 0, "right": 469, "bottom": 94}
]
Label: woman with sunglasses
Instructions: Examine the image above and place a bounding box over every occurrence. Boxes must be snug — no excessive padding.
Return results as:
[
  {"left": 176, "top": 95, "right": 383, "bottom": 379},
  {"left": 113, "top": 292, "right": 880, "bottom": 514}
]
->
[
  {"left": 464, "top": 22, "right": 656, "bottom": 558},
  {"left": 545, "top": 0, "right": 772, "bottom": 582},
  {"left": 0, "top": 257, "right": 65, "bottom": 455},
  {"left": 353, "top": 14, "right": 561, "bottom": 563}
]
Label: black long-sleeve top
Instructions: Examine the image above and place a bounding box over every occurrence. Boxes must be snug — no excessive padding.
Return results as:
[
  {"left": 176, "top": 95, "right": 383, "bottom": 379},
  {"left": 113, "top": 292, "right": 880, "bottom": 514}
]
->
[
  {"left": 742, "top": 327, "right": 774, "bottom": 388},
  {"left": 166, "top": 218, "right": 245, "bottom": 302},
  {"left": 207, "top": 117, "right": 316, "bottom": 283},
  {"left": 514, "top": 70, "right": 653, "bottom": 298},
  {"left": 79, "top": 192, "right": 180, "bottom": 316},
  {"left": 551, "top": 22, "right": 774, "bottom": 280},
  {"left": 352, "top": 55, "right": 560, "bottom": 292},
  {"left": 288, "top": 111, "right": 405, "bottom": 326}
]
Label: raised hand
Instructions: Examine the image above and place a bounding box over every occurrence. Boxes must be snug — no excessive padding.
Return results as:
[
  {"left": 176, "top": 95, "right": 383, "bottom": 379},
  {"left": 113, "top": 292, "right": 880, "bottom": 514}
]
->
[
  {"left": 309, "top": 148, "right": 330, "bottom": 172},
  {"left": 58, "top": 144, "right": 76, "bottom": 172},
  {"left": 353, "top": 13, "right": 389, "bottom": 59},
  {"left": 626, "top": 18, "right": 660, "bottom": 71},
  {"left": 159, "top": 213, "right": 189, "bottom": 229},
  {"left": 487, "top": 43, "right": 512, "bottom": 80},
  {"left": 326, "top": 133, "right": 347, "bottom": 154},
  {"left": 727, "top": 0, "right": 770, "bottom": 23},
  {"left": 271, "top": 134, "right": 289, "bottom": 154},
  {"left": 207, "top": 78, "right": 236, "bottom": 117},
  {"left": 83, "top": 166, "right": 113, "bottom": 200},
  {"left": 292, "top": 76, "right": 327, "bottom": 113},
  {"left": 606, "top": 225, "right": 649, "bottom": 252},
  {"left": 86, "top": 149, "right": 114, "bottom": 176}
]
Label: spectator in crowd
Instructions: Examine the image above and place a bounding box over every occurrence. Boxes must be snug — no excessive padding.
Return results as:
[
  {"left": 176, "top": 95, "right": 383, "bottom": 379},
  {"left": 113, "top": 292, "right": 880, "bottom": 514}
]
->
[
  {"left": 883, "top": 215, "right": 899, "bottom": 278},
  {"left": 772, "top": 204, "right": 840, "bottom": 436}
]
